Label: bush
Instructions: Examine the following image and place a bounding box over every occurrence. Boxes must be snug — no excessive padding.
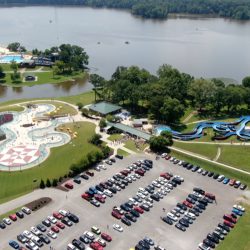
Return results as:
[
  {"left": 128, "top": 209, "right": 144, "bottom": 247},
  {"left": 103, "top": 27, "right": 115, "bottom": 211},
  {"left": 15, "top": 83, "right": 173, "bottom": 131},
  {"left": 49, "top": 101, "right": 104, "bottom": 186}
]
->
[
  {"left": 76, "top": 102, "right": 83, "bottom": 110},
  {"left": 46, "top": 179, "right": 51, "bottom": 187},
  {"left": 52, "top": 179, "right": 58, "bottom": 187},
  {"left": 89, "top": 134, "right": 102, "bottom": 145},
  {"left": 39, "top": 179, "right": 45, "bottom": 189},
  {"left": 99, "top": 118, "right": 107, "bottom": 128}
]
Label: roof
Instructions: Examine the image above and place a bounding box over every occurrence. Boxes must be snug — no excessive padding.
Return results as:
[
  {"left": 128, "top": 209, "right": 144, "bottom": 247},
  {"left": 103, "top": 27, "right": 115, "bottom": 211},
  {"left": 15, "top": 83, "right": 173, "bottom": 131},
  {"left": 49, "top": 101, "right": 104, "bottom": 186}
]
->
[
  {"left": 133, "top": 119, "right": 143, "bottom": 125},
  {"left": 107, "top": 122, "right": 151, "bottom": 141},
  {"left": 89, "top": 102, "right": 122, "bottom": 115}
]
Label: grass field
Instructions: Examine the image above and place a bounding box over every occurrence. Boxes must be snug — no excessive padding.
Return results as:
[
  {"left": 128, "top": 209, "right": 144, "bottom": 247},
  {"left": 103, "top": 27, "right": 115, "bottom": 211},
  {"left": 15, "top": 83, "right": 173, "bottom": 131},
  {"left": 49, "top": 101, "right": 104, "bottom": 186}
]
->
[
  {"left": 0, "top": 105, "right": 24, "bottom": 112},
  {"left": 216, "top": 204, "right": 250, "bottom": 250},
  {"left": 107, "top": 134, "right": 123, "bottom": 142},
  {"left": 124, "top": 140, "right": 148, "bottom": 152},
  {"left": 173, "top": 141, "right": 218, "bottom": 160},
  {"left": 0, "top": 121, "right": 98, "bottom": 204},
  {"left": 117, "top": 149, "right": 130, "bottom": 157}
]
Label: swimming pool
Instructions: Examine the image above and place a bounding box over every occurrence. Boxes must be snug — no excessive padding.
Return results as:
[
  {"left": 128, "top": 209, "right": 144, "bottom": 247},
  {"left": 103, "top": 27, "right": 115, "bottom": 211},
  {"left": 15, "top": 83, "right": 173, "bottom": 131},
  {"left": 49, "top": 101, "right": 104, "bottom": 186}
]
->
[{"left": 0, "top": 54, "right": 23, "bottom": 63}]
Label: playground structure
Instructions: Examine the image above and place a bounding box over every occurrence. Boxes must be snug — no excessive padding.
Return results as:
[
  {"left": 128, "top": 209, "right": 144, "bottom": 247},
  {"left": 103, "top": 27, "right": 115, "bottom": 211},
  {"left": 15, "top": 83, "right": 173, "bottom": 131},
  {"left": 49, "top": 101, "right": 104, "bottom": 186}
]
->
[
  {"left": 155, "top": 116, "right": 250, "bottom": 141},
  {"left": 0, "top": 104, "right": 72, "bottom": 171}
]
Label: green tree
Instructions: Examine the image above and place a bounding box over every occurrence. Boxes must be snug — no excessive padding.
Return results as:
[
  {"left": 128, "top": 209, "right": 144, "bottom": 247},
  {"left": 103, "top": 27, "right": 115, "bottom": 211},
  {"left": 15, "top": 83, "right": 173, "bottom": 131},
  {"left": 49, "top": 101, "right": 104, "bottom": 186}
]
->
[
  {"left": 76, "top": 102, "right": 83, "bottom": 110},
  {"left": 224, "top": 85, "right": 245, "bottom": 111},
  {"left": 7, "top": 42, "right": 20, "bottom": 52},
  {"left": 99, "top": 118, "right": 107, "bottom": 128},
  {"left": 160, "top": 97, "right": 184, "bottom": 123},
  {"left": 52, "top": 179, "right": 58, "bottom": 187},
  {"left": 10, "top": 61, "right": 21, "bottom": 83},
  {"left": 149, "top": 135, "right": 171, "bottom": 152},
  {"left": 242, "top": 76, "right": 250, "bottom": 88},
  {"left": 0, "top": 65, "right": 5, "bottom": 80},
  {"left": 160, "top": 131, "right": 173, "bottom": 146},
  {"left": 89, "top": 134, "right": 102, "bottom": 145},
  {"left": 46, "top": 179, "right": 51, "bottom": 188},
  {"left": 89, "top": 74, "right": 105, "bottom": 101},
  {"left": 39, "top": 179, "right": 45, "bottom": 189}
]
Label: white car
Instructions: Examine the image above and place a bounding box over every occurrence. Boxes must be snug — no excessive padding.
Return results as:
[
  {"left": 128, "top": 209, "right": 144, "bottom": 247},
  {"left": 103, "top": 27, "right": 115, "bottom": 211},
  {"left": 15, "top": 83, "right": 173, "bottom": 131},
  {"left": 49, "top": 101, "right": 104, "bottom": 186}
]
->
[
  {"left": 25, "top": 241, "right": 39, "bottom": 250},
  {"left": 67, "top": 243, "right": 77, "bottom": 250},
  {"left": 143, "top": 201, "right": 153, "bottom": 208},
  {"left": 152, "top": 181, "right": 161, "bottom": 188},
  {"left": 193, "top": 192, "right": 203, "bottom": 198},
  {"left": 129, "top": 198, "right": 138, "bottom": 206},
  {"left": 178, "top": 160, "right": 183, "bottom": 166},
  {"left": 138, "top": 188, "right": 149, "bottom": 196},
  {"left": 161, "top": 153, "right": 167, "bottom": 158},
  {"left": 47, "top": 215, "right": 57, "bottom": 224},
  {"left": 95, "top": 238, "right": 106, "bottom": 247},
  {"left": 95, "top": 166, "right": 101, "bottom": 171},
  {"left": 198, "top": 242, "right": 211, "bottom": 250},
  {"left": 22, "top": 207, "right": 31, "bottom": 215},
  {"left": 134, "top": 173, "right": 141, "bottom": 179},
  {"left": 23, "top": 230, "right": 33, "bottom": 239},
  {"left": 114, "top": 185, "right": 121, "bottom": 191},
  {"left": 84, "top": 231, "right": 95, "bottom": 240},
  {"left": 137, "top": 192, "right": 146, "bottom": 199},
  {"left": 3, "top": 218, "right": 11, "bottom": 225},
  {"left": 184, "top": 212, "right": 196, "bottom": 220},
  {"left": 217, "top": 175, "right": 225, "bottom": 181},
  {"left": 30, "top": 226, "right": 41, "bottom": 236},
  {"left": 197, "top": 168, "right": 203, "bottom": 174},
  {"left": 99, "top": 164, "right": 107, "bottom": 170},
  {"left": 233, "top": 204, "right": 245, "bottom": 212},
  {"left": 59, "top": 209, "right": 68, "bottom": 217},
  {"left": 113, "top": 224, "right": 123, "bottom": 232},
  {"left": 114, "top": 207, "right": 124, "bottom": 215},
  {"left": 104, "top": 189, "right": 113, "bottom": 197},
  {"left": 166, "top": 212, "right": 178, "bottom": 222},
  {"left": 47, "top": 230, "right": 57, "bottom": 239},
  {"left": 154, "top": 245, "right": 166, "bottom": 250},
  {"left": 174, "top": 175, "right": 184, "bottom": 182}
]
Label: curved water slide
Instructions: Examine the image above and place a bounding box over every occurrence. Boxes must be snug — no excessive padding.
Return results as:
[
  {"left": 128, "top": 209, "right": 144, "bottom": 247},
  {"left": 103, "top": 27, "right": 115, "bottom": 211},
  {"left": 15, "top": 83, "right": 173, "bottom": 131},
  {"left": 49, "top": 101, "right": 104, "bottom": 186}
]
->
[{"left": 157, "top": 116, "right": 250, "bottom": 141}]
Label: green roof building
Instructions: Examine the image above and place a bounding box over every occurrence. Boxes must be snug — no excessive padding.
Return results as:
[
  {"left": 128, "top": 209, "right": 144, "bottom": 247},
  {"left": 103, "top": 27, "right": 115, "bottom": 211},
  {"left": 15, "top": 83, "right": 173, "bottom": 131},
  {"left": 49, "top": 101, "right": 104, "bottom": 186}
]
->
[{"left": 89, "top": 102, "right": 122, "bottom": 116}]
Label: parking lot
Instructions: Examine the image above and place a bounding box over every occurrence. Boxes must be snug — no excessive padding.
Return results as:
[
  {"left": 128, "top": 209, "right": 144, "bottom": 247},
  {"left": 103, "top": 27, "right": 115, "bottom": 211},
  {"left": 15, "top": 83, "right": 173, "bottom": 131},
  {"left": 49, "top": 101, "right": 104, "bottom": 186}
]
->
[{"left": 0, "top": 153, "right": 243, "bottom": 250}]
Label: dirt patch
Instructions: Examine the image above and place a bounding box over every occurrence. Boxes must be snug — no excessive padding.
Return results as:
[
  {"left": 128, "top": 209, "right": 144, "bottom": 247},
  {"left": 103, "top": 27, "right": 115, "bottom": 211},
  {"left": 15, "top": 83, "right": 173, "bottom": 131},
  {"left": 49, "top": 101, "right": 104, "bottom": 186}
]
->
[{"left": 25, "top": 197, "right": 52, "bottom": 212}]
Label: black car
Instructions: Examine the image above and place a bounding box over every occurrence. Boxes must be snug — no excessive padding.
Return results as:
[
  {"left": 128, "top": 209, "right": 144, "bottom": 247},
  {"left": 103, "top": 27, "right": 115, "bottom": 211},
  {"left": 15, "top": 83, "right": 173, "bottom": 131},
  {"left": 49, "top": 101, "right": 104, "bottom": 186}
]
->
[
  {"left": 186, "top": 197, "right": 196, "bottom": 204},
  {"left": 172, "top": 178, "right": 182, "bottom": 185},
  {"left": 109, "top": 187, "right": 117, "bottom": 194},
  {"left": 115, "top": 154, "right": 123, "bottom": 159},
  {"left": 79, "top": 235, "right": 90, "bottom": 244},
  {"left": 199, "top": 198, "right": 208, "bottom": 206},
  {"left": 39, "top": 234, "right": 51, "bottom": 244},
  {"left": 135, "top": 244, "right": 144, "bottom": 250},
  {"left": 17, "top": 234, "right": 27, "bottom": 243},
  {"left": 176, "top": 203, "right": 187, "bottom": 211},
  {"left": 72, "top": 239, "right": 85, "bottom": 250},
  {"left": 138, "top": 240, "right": 150, "bottom": 250},
  {"left": 121, "top": 204, "right": 131, "bottom": 212},
  {"left": 218, "top": 223, "right": 230, "bottom": 232},
  {"left": 125, "top": 202, "right": 134, "bottom": 208},
  {"left": 67, "top": 213, "right": 79, "bottom": 223},
  {"left": 175, "top": 223, "right": 186, "bottom": 231},
  {"left": 187, "top": 164, "right": 193, "bottom": 170},
  {"left": 130, "top": 209, "right": 140, "bottom": 218},
  {"left": 0, "top": 221, "right": 6, "bottom": 229},
  {"left": 110, "top": 158, "right": 116, "bottom": 163},
  {"left": 96, "top": 185, "right": 104, "bottom": 192},
  {"left": 193, "top": 206, "right": 202, "bottom": 214},
  {"left": 203, "top": 239, "right": 215, "bottom": 248},
  {"left": 74, "top": 178, "right": 81, "bottom": 184},
  {"left": 37, "top": 224, "right": 46, "bottom": 232},
  {"left": 16, "top": 211, "right": 24, "bottom": 219},
  {"left": 240, "top": 184, "right": 247, "bottom": 190},
  {"left": 122, "top": 179, "right": 129, "bottom": 186},
  {"left": 193, "top": 187, "right": 205, "bottom": 195},
  {"left": 42, "top": 219, "right": 51, "bottom": 227},
  {"left": 197, "top": 203, "right": 206, "bottom": 210},
  {"left": 161, "top": 216, "right": 173, "bottom": 225},
  {"left": 208, "top": 172, "right": 214, "bottom": 177},
  {"left": 203, "top": 197, "right": 213, "bottom": 203},
  {"left": 188, "top": 194, "right": 198, "bottom": 201},
  {"left": 179, "top": 219, "right": 189, "bottom": 227},
  {"left": 150, "top": 194, "right": 160, "bottom": 202},
  {"left": 124, "top": 213, "right": 137, "bottom": 222},
  {"left": 183, "top": 216, "right": 193, "bottom": 224},
  {"left": 145, "top": 187, "right": 154, "bottom": 194},
  {"left": 213, "top": 173, "right": 219, "bottom": 180},
  {"left": 202, "top": 170, "right": 208, "bottom": 176},
  {"left": 80, "top": 173, "right": 89, "bottom": 180},
  {"left": 189, "top": 209, "right": 199, "bottom": 217},
  {"left": 133, "top": 196, "right": 142, "bottom": 203},
  {"left": 207, "top": 233, "right": 219, "bottom": 244},
  {"left": 61, "top": 217, "right": 73, "bottom": 226},
  {"left": 121, "top": 217, "right": 132, "bottom": 226},
  {"left": 191, "top": 165, "right": 199, "bottom": 172}
]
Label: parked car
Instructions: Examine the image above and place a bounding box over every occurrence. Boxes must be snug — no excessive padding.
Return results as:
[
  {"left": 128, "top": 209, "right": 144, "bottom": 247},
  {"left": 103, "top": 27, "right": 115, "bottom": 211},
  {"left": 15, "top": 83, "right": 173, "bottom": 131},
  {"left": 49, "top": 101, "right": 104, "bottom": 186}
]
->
[
  {"left": 22, "top": 207, "right": 31, "bottom": 215},
  {"left": 65, "top": 182, "right": 74, "bottom": 189}
]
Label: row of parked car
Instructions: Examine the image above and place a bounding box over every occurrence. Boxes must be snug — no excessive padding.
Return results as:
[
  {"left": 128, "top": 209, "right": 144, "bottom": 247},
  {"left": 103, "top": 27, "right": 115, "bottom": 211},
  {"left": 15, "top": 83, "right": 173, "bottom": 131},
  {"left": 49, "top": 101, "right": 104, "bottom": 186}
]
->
[
  {"left": 134, "top": 236, "right": 166, "bottom": 250},
  {"left": 161, "top": 187, "right": 215, "bottom": 232},
  {"left": 67, "top": 225, "right": 112, "bottom": 250},
  {"left": 9, "top": 209, "right": 79, "bottom": 250},
  {"left": 0, "top": 207, "right": 31, "bottom": 230},
  {"left": 198, "top": 204, "right": 245, "bottom": 250},
  {"left": 111, "top": 168, "right": 184, "bottom": 228},
  {"left": 162, "top": 153, "right": 247, "bottom": 191},
  {"left": 81, "top": 159, "right": 154, "bottom": 207}
]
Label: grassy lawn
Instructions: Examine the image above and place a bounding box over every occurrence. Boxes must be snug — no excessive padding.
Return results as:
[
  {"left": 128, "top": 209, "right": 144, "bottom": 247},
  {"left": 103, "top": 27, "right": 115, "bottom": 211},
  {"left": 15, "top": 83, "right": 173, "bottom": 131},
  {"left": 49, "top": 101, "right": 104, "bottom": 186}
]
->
[
  {"left": 107, "top": 134, "right": 123, "bottom": 142},
  {"left": 58, "top": 91, "right": 95, "bottom": 106},
  {"left": 117, "top": 149, "right": 130, "bottom": 157},
  {"left": 173, "top": 141, "right": 218, "bottom": 160},
  {"left": 1, "top": 71, "right": 86, "bottom": 87},
  {"left": 0, "top": 206, "right": 22, "bottom": 220},
  {"left": 124, "top": 140, "right": 148, "bottom": 152},
  {"left": 0, "top": 105, "right": 24, "bottom": 112},
  {"left": 216, "top": 204, "right": 250, "bottom": 250},
  {"left": 218, "top": 146, "right": 250, "bottom": 172},
  {"left": 0, "top": 121, "right": 99, "bottom": 204},
  {"left": 170, "top": 150, "right": 250, "bottom": 187}
]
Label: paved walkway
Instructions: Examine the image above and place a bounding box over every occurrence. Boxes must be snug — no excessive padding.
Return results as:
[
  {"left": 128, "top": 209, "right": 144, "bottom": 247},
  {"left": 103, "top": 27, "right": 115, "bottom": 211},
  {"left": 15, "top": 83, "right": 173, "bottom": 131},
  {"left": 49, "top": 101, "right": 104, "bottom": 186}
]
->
[
  {"left": 213, "top": 147, "right": 221, "bottom": 161},
  {"left": 170, "top": 146, "right": 250, "bottom": 176}
]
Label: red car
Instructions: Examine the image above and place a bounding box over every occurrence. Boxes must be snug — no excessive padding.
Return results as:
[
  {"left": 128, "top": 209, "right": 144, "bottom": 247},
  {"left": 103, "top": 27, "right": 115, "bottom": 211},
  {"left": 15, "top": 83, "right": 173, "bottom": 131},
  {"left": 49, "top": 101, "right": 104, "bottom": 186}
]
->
[
  {"left": 101, "top": 232, "right": 112, "bottom": 242},
  {"left": 51, "top": 225, "right": 60, "bottom": 233},
  {"left": 120, "top": 170, "right": 129, "bottom": 176},
  {"left": 86, "top": 171, "right": 94, "bottom": 177},
  {"left": 183, "top": 200, "right": 193, "bottom": 208},
  {"left": 160, "top": 173, "right": 171, "bottom": 180},
  {"left": 95, "top": 195, "right": 105, "bottom": 203},
  {"left": 134, "top": 206, "right": 144, "bottom": 214},
  {"left": 9, "top": 214, "right": 17, "bottom": 221},
  {"left": 65, "top": 182, "right": 73, "bottom": 189},
  {"left": 112, "top": 210, "right": 122, "bottom": 219},
  {"left": 135, "top": 169, "right": 144, "bottom": 176},
  {"left": 223, "top": 214, "right": 237, "bottom": 224},
  {"left": 229, "top": 179, "right": 236, "bottom": 186},
  {"left": 56, "top": 221, "right": 65, "bottom": 229},
  {"left": 205, "top": 192, "right": 215, "bottom": 200},
  {"left": 53, "top": 212, "right": 63, "bottom": 220},
  {"left": 224, "top": 220, "right": 234, "bottom": 228},
  {"left": 90, "top": 242, "right": 103, "bottom": 250},
  {"left": 82, "top": 193, "right": 92, "bottom": 201},
  {"left": 165, "top": 155, "right": 171, "bottom": 160}
]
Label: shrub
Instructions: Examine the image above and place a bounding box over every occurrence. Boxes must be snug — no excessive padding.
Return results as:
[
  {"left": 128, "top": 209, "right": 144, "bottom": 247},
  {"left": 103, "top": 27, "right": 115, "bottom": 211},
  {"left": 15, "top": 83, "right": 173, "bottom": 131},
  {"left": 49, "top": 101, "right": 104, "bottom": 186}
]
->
[
  {"left": 39, "top": 179, "right": 45, "bottom": 189},
  {"left": 46, "top": 179, "right": 51, "bottom": 187}
]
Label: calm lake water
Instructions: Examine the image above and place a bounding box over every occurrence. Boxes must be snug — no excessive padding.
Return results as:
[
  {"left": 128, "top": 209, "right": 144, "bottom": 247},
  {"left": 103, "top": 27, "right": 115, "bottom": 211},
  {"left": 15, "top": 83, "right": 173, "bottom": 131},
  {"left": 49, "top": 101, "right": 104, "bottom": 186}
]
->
[{"left": 0, "top": 6, "right": 250, "bottom": 102}]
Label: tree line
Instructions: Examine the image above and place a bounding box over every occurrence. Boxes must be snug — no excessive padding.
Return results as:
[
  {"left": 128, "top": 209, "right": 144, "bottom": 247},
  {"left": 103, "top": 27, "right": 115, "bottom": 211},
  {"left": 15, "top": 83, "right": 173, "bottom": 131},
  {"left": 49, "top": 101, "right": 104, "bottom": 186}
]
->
[
  {"left": 1, "top": 0, "right": 250, "bottom": 20},
  {"left": 90, "top": 64, "right": 250, "bottom": 125}
]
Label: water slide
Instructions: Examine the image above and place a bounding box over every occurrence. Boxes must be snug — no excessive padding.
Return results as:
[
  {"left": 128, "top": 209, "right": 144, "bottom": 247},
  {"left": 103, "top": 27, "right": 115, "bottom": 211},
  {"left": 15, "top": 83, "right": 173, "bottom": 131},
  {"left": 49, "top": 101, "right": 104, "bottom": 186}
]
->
[{"left": 156, "top": 116, "right": 250, "bottom": 141}]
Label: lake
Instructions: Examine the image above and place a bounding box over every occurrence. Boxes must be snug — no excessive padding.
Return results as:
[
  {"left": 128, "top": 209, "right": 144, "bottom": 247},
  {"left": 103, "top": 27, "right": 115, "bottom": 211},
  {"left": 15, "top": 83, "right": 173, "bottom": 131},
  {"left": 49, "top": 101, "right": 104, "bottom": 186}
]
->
[{"left": 0, "top": 6, "right": 250, "bottom": 102}]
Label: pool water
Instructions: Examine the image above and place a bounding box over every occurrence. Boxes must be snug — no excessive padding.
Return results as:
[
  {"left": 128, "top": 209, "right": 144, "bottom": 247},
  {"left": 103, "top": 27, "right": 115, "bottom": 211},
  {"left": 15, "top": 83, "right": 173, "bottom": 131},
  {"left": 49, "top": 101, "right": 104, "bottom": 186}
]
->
[{"left": 0, "top": 55, "right": 23, "bottom": 63}]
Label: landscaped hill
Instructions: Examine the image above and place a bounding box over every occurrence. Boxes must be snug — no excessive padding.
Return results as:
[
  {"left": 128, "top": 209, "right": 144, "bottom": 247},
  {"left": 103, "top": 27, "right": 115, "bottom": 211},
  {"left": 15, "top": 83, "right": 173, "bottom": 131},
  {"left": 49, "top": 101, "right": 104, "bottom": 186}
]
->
[{"left": 0, "top": 0, "right": 250, "bottom": 20}]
